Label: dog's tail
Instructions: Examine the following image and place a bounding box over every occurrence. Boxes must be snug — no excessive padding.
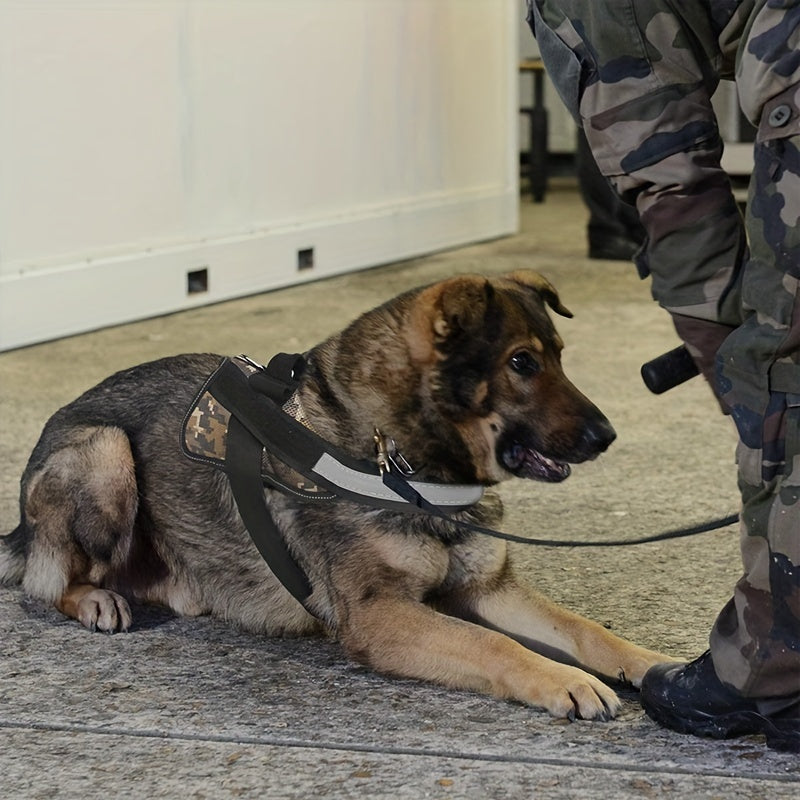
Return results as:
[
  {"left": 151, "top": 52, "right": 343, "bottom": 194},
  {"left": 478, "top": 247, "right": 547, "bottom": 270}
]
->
[{"left": 0, "top": 525, "right": 27, "bottom": 585}]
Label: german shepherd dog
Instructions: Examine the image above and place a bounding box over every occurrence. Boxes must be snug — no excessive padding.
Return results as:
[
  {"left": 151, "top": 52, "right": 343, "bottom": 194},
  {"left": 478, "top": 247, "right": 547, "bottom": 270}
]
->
[{"left": 0, "top": 271, "right": 669, "bottom": 721}]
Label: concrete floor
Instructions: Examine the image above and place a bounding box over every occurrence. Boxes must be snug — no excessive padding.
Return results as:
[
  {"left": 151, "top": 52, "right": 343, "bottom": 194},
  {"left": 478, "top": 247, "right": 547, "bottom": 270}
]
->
[{"left": 1, "top": 185, "right": 798, "bottom": 798}]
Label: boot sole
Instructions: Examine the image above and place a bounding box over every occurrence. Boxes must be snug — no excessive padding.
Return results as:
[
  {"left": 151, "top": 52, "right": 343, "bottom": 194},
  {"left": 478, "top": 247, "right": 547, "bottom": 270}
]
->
[{"left": 644, "top": 706, "right": 799, "bottom": 753}]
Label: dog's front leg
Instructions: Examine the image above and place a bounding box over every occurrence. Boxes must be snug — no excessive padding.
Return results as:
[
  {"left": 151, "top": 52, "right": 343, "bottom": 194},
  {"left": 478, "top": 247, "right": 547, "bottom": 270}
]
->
[
  {"left": 338, "top": 597, "right": 622, "bottom": 720},
  {"left": 459, "top": 581, "right": 674, "bottom": 687}
]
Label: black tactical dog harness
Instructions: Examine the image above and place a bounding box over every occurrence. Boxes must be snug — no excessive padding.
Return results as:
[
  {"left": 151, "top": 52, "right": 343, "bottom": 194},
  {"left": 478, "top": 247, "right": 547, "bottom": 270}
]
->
[{"left": 181, "top": 354, "right": 484, "bottom": 609}]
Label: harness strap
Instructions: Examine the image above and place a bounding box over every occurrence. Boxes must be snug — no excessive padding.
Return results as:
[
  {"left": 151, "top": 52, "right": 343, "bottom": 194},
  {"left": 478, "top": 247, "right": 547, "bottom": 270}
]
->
[{"left": 225, "top": 414, "right": 313, "bottom": 607}]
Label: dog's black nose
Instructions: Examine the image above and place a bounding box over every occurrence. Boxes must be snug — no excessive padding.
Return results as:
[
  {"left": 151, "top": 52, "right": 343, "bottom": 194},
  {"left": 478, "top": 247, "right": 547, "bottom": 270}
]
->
[{"left": 580, "top": 417, "right": 617, "bottom": 456}]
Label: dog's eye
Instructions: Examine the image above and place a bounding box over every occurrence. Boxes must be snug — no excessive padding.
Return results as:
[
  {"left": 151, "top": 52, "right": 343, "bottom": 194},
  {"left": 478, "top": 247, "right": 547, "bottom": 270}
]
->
[{"left": 509, "top": 351, "right": 540, "bottom": 376}]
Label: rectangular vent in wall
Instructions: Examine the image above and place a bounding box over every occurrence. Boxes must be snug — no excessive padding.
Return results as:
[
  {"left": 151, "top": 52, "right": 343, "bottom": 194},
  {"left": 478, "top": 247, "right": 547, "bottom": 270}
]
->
[
  {"left": 187, "top": 267, "right": 209, "bottom": 294},
  {"left": 297, "top": 248, "right": 314, "bottom": 271}
]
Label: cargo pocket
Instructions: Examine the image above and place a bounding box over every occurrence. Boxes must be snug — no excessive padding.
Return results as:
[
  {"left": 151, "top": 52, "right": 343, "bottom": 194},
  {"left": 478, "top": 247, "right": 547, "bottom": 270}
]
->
[{"left": 527, "top": 1, "right": 583, "bottom": 123}]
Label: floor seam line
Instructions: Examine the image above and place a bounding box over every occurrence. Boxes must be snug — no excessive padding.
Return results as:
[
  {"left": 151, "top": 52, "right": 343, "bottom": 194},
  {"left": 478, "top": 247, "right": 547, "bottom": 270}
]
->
[{"left": 2, "top": 719, "right": 797, "bottom": 783}]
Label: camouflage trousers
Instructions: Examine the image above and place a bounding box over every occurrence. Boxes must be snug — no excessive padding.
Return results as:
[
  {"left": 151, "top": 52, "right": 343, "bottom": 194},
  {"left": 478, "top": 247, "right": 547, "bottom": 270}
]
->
[
  {"left": 528, "top": 0, "right": 800, "bottom": 697},
  {"left": 714, "top": 128, "right": 800, "bottom": 697}
]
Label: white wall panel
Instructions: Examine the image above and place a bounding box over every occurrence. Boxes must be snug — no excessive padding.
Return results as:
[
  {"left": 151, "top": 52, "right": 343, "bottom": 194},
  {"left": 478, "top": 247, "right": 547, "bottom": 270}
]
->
[{"left": 0, "top": 0, "right": 519, "bottom": 350}]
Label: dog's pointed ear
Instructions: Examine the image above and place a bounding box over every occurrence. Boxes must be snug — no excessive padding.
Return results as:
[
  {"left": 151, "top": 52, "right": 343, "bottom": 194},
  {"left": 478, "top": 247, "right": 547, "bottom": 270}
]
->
[
  {"left": 406, "top": 275, "right": 491, "bottom": 361},
  {"left": 432, "top": 275, "right": 491, "bottom": 340},
  {"left": 505, "top": 270, "right": 573, "bottom": 318}
]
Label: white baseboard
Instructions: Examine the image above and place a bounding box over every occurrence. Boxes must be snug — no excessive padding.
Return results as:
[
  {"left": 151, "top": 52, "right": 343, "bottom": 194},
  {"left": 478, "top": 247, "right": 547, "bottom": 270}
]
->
[{"left": 0, "top": 189, "right": 518, "bottom": 351}]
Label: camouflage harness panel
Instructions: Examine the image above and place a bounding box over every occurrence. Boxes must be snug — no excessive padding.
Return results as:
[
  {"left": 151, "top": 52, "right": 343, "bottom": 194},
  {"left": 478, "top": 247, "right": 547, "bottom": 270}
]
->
[{"left": 182, "top": 356, "right": 334, "bottom": 498}]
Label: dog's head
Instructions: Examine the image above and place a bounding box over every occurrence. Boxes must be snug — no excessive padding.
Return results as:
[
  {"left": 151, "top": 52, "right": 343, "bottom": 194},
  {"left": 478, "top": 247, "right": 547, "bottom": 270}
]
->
[{"left": 406, "top": 270, "right": 616, "bottom": 485}]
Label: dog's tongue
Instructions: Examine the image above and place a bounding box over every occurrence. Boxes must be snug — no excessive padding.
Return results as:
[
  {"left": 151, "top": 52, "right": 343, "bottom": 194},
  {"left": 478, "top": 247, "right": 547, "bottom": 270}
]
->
[{"left": 504, "top": 443, "right": 571, "bottom": 483}]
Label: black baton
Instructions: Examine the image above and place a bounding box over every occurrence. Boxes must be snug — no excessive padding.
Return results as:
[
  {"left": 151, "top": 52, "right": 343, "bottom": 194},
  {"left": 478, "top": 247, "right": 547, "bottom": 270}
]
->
[{"left": 641, "top": 345, "right": 700, "bottom": 394}]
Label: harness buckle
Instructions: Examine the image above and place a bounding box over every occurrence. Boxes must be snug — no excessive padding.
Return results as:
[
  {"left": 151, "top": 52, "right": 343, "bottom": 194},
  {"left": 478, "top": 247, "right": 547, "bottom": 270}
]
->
[
  {"left": 374, "top": 428, "right": 391, "bottom": 474},
  {"left": 374, "top": 428, "right": 416, "bottom": 476}
]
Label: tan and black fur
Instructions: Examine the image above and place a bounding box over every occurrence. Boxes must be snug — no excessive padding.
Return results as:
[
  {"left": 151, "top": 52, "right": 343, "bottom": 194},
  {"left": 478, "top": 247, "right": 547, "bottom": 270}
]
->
[{"left": 0, "top": 271, "right": 670, "bottom": 720}]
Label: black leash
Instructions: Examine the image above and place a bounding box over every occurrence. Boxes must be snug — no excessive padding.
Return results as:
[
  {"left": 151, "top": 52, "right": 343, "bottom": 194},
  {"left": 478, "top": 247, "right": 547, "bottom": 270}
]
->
[{"left": 381, "top": 468, "right": 739, "bottom": 547}]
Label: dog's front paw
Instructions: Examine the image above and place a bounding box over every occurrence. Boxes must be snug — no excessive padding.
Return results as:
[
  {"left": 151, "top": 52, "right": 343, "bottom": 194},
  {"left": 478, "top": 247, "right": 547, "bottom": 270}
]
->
[
  {"left": 528, "top": 664, "right": 622, "bottom": 721},
  {"left": 62, "top": 586, "right": 133, "bottom": 633}
]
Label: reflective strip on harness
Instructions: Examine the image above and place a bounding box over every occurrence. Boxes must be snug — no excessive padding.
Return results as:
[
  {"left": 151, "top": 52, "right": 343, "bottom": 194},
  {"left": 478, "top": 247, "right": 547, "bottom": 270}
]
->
[{"left": 311, "top": 452, "right": 485, "bottom": 508}]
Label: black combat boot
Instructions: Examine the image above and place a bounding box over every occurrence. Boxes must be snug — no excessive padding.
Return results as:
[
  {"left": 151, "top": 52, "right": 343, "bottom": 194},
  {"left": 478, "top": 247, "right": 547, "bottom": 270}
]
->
[{"left": 641, "top": 651, "right": 800, "bottom": 753}]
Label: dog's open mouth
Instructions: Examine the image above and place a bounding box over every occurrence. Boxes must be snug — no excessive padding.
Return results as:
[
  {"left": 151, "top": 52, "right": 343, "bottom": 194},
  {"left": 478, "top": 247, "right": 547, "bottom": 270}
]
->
[{"left": 501, "top": 442, "right": 571, "bottom": 483}]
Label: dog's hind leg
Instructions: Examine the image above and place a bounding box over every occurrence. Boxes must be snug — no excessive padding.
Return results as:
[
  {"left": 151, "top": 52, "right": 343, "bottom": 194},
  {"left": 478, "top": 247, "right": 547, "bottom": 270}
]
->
[{"left": 21, "top": 426, "right": 137, "bottom": 632}]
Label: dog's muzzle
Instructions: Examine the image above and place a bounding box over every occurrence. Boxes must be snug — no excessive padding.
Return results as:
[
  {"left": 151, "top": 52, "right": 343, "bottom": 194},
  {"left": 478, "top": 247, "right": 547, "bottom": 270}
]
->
[{"left": 498, "top": 416, "right": 616, "bottom": 483}]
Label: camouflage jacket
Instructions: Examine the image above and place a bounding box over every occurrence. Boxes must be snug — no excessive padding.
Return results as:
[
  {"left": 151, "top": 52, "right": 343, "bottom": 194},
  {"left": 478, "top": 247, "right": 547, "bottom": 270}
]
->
[{"left": 527, "top": 1, "right": 800, "bottom": 337}]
